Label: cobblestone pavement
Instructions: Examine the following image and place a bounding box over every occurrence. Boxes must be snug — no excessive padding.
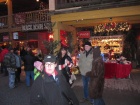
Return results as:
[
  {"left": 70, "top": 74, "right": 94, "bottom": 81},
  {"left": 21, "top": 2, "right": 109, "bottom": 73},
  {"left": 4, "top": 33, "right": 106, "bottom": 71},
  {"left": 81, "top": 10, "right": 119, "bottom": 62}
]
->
[{"left": 0, "top": 69, "right": 140, "bottom": 105}]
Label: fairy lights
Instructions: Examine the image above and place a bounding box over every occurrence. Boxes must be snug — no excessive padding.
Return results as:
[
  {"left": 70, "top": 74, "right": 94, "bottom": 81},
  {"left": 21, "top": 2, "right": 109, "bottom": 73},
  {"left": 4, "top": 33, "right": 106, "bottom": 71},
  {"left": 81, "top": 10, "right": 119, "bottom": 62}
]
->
[{"left": 94, "top": 22, "right": 131, "bottom": 34}]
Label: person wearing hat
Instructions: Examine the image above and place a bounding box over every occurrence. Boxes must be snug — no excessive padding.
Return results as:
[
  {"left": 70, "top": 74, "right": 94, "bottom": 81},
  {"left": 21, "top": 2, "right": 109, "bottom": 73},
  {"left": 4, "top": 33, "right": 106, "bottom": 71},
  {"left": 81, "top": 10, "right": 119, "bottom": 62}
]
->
[
  {"left": 23, "top": 49, "right": 36, "bottom": 87},
  {"left": 78, "top": 41, "right": 93, "bottom": 103},
  {"left": 86, "top": 46, "right": 105, "bottom": 105},
  {"left": 30, "top": 54, "right": 79, "bottom": 105},
  {"left": 3, "top": 47, "right": 16, "bottom": 89},
  {"left": 33, "top": 61, "right": 43, "bottom": 80}
]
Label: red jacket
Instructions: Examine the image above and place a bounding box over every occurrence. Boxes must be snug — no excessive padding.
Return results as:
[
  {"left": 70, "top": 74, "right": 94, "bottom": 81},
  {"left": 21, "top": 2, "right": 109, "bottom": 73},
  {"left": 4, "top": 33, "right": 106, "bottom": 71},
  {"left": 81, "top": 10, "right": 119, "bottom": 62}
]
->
[{"left": 0, "top": 48, "right": 9, "bottom": 62}]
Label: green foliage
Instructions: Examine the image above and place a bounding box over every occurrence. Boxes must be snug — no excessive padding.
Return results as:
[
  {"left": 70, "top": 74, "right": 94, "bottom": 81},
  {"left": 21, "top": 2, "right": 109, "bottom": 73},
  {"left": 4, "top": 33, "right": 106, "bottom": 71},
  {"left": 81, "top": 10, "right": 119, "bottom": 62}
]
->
[
  {"left": 67, "top": 32, "right": 73, "bottom": 53},
  {"left": 43, "top": 40, "right": 60, "bottom": 55},
  {"left": 67, "top": 32, "right": 77, "bottom": 55}
]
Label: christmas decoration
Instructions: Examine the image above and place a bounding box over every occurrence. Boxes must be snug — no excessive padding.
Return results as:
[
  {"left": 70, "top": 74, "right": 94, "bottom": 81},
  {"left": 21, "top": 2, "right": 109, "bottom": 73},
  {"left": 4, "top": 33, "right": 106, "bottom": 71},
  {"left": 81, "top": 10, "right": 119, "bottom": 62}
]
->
[
  {"left": 60, "top": 30, "right": 76, "bottom": 54},
  {"left": 60, "top": 30, "right": 68, "bottom": 47},
  {"left": 94, "top": 22, "right": 131, "bottom": 34},
  {"left": 43, "top": 40, "right": 60, "bottom": 55},
  {"left": 67, "top": 32, "right": 74, "bottom": 53}
]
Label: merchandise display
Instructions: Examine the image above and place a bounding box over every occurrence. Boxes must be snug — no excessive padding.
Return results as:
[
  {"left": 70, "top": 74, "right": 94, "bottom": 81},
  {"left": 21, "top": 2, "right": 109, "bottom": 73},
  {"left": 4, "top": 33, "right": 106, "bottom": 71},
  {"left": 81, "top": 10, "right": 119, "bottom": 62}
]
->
[{"left": 91, "top": 35, "right": 123, "bottom": 54}]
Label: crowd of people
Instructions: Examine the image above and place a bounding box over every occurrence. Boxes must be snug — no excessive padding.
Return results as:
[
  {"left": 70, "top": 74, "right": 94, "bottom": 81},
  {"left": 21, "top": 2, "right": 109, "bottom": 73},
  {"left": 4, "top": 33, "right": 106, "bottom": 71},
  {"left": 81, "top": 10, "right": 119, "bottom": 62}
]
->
[{"left": 0, "top": 41, "right": 105, "bottom": 105}]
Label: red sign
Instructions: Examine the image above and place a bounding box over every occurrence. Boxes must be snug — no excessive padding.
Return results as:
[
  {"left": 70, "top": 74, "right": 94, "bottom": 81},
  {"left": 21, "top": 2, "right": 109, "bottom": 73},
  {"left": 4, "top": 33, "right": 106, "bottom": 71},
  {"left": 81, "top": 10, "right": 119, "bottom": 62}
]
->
[
  {"left": 78, "top": 31, "right": 90, "bottom": 38},
  {"left": 3, "top": 36, "right": 9, "bottom": 41}
]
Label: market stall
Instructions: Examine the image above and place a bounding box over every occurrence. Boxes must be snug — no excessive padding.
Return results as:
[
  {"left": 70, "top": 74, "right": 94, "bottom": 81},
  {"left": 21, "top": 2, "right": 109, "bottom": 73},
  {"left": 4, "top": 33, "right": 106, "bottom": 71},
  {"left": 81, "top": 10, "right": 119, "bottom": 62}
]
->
[
  {"left": 88, "top": 35, "right": 132, "bottom": 79},
  {"left": 104, "top": 62, "right": 132, "bottom": 79},
  {"left": 90, "top": 35, "right": 123, "bottom": 55}
]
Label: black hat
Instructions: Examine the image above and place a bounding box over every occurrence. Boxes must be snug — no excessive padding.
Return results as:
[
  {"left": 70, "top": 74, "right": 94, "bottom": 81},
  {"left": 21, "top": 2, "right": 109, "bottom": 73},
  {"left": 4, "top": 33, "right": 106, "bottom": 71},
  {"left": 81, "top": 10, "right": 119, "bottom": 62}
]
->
[
  {"left": 84, "top": 41, "right": 92, "bottom": 46},
  {"left": 43, "top": 55, "right": 56, "bottom": 63}
]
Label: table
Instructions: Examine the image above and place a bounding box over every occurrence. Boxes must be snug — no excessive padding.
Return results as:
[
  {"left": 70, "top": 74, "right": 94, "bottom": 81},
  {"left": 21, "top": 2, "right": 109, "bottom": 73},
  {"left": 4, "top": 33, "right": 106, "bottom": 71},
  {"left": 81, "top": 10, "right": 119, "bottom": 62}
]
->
[
  {"left": 116, "top": 64, "right": 132, "bottom": 78},
  {"left": 104, "top": 63, "right": 117, "bottom": 78},
  {"left": 104, "top": 63, "right": 132, "bottom": 79}
]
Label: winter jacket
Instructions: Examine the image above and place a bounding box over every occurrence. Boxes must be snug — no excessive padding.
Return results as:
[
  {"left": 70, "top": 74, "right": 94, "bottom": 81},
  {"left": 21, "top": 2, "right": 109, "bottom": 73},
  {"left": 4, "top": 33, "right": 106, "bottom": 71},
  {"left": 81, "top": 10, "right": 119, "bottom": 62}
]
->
[
  {"left": 57, "top": 55, "right": 73, "bottom": 83},
  {"left": 3, "top": 52, "right": 16, "bottom": 68},
  {"left": 23, "top": 53, "right": 36, "bottom": 71},
  {"left": 0, "top": 48, "right": 9, "bottom": 62},
  {"left": 14, "top": 54, "right": 22, "bottom": 68},
  {"left": 86, "top": 47, "right": 105, "bottom": 99},
  {"left": 79, "top": 48, "right": 93, "bottom": 75},
  {"left": 30, "top": 70, "right": 79, "bottom": 105}
]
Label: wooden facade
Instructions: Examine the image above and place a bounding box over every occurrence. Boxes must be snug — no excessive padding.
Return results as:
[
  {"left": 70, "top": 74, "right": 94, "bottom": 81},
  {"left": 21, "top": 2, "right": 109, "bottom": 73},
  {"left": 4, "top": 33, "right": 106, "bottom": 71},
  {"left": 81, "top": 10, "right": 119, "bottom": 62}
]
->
[
  {"left": 55, "top": 0, "right": 140, "bottom": 10},
  {"left": 0, "top": 9, "right": 51, "bottom": 33},
  {"left": 0, "top": 0, "right": 140, "bottom": 44}
]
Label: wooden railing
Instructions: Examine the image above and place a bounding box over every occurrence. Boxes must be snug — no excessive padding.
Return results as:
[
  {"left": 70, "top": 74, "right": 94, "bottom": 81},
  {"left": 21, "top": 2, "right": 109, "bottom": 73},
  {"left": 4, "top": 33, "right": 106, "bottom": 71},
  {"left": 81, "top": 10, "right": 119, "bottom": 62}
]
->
[
  {"left": 23, "top": 9, "right": 51, "bottom": 24},
  {"left": 55, "top": 0, "right": 140, "bottom": 9},
  {"left": 0, "top": 9, "right": 51, "bottom": 29}
]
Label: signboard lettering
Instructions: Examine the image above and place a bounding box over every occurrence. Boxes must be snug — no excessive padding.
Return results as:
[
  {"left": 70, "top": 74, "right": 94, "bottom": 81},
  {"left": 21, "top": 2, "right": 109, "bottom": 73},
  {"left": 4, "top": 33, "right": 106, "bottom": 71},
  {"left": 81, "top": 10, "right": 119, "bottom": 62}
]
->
[
  {"left": 22, "top": 23, "right": 52, "bottom": 31},
  {"left": 78, "top": 31, "right": 90, "bottom": 38}
]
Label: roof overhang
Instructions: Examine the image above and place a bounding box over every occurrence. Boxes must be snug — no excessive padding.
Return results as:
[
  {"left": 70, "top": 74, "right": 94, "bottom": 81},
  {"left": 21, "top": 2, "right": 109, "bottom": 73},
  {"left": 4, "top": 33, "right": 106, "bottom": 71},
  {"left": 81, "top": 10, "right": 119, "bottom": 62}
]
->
[
  {"left": 51, "top": 5, "right": 140, "bottom": 27},
  {"left": 51, "top": 5, "right": 140, "bottom": 22}
]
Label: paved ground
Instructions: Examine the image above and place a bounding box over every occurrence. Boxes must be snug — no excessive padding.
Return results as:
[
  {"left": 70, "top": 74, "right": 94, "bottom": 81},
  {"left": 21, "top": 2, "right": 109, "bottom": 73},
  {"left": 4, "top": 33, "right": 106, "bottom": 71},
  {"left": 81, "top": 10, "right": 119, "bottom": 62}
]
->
[{"left": 0, "top": 69, "right": 140, "bottom": 105}]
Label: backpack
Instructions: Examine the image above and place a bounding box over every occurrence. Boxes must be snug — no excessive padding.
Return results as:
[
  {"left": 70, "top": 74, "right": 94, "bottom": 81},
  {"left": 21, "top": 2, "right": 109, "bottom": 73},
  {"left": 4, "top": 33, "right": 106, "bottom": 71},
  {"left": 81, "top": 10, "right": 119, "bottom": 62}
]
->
[{"left": 3, "top": 53, "right": 16, "bottom": 68}]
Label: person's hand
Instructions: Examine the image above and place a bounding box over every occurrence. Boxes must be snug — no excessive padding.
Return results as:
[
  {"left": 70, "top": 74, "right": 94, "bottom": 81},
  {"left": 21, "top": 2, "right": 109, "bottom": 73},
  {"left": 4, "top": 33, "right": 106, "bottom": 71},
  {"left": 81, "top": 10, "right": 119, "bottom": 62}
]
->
[
  {"left": 65, "top": 59, "right": 70, "bottom": 65},
  {"left": 58, "top": 64, "right": 66, "bottom": 70},
  {"left": 63, "top": 64, "right": 66, "bottom": 68}
]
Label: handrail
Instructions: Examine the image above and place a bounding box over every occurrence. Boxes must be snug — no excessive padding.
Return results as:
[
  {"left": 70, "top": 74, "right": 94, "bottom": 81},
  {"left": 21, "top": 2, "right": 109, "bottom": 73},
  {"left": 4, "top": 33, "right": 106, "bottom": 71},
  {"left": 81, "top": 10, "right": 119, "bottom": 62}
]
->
[{"left": 0, "top": 9, "right": 51, "bottom": 29}]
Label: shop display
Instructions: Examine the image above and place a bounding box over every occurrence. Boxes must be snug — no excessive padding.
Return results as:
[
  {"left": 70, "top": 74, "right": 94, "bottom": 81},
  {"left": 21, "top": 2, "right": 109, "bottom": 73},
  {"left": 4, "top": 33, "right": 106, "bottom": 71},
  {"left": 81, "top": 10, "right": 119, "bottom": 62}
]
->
[{"left": 91, "top": 35, "right": 123, "bottom": 54}]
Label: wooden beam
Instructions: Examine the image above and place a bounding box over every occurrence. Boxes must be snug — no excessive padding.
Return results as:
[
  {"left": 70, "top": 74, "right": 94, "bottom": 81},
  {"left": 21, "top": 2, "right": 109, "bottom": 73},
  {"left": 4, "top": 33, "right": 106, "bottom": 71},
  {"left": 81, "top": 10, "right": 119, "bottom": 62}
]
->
[
  {"left": 0, "top": 0, "right": 6, "bottom": 3},
  {"left": 0, "top": 27, "right": 21, "bottom": 33},
  {"left": 51, "top": 5, "right": 140, "bottom": 22},
  {"left": 62, "top": 15, "right": 140, "bottom": 26},
  {"left": 73, "top": 20, "right": 140, "bottom": 27}
]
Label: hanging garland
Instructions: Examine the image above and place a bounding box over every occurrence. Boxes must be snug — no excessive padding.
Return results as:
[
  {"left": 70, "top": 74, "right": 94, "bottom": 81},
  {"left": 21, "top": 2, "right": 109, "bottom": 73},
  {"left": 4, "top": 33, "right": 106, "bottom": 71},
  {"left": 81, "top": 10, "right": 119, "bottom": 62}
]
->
[{"left": 94, "top": 22, "right": 131, "bottom": 34}]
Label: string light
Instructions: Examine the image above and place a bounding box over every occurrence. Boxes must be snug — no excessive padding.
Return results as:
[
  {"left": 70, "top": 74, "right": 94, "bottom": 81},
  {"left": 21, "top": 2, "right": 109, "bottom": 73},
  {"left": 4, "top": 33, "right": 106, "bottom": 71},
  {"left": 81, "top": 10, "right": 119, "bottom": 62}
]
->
[{"left": 94, "top": 22, "right": 131, "bottom": 34}]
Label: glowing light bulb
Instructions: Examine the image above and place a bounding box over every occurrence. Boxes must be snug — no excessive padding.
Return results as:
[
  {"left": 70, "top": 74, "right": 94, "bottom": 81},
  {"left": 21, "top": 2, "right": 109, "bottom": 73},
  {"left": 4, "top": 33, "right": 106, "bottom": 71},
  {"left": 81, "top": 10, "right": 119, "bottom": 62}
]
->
[{"left": 36, "top": 0, "right": 39, "bottom": 2}]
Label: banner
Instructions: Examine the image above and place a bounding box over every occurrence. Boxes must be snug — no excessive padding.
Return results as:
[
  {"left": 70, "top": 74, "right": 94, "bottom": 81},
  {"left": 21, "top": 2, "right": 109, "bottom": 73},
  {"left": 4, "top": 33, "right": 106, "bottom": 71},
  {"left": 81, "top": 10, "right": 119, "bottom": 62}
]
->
[
  {"left": 78, "top": 31, "right": 90, "bottom": 38},
  {"left": 3, "top": 36, "right": 9, "bottom": 41}
]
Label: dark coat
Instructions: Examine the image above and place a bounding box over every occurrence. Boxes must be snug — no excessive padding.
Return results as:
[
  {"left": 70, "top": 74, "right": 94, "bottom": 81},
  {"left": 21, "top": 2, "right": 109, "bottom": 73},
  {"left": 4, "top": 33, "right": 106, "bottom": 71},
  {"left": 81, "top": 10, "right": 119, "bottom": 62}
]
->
[
  {"left": 57, "top": 55, "right": 73, "bottom": 83},
  {"left": 30, "top": 70, "right": 79, "bottom": 105},
  {"left": 86, "top": 47, "right": 105, "bottom": 99},
  {"left": 23, "top": 53, "right": 36, "bottom": 71}
]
